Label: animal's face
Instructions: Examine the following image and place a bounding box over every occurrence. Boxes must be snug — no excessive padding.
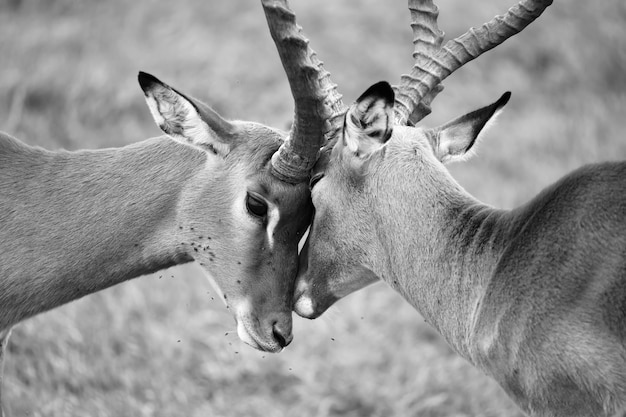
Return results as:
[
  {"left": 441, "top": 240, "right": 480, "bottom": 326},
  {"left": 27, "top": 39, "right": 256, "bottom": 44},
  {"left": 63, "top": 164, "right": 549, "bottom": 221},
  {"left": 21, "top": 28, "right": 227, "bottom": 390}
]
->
[
  {"left": 182, "top": 124, "right": 312, "bottom": 351},
  {"left": 139, "top": 72, "right": 313, "bottom": 352},
  {"left": 294, "top": 81, "right": 510, "bottom": 319},
  {"left": 294, "top": 82, "right": 397, "bottom": 318}
]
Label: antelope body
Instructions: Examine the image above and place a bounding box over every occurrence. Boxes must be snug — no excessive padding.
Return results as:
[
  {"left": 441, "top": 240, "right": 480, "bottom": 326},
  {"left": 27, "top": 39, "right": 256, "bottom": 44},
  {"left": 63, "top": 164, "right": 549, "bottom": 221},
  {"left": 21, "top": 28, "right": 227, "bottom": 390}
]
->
[
  {"left": 295, "top": 82, "right": 626, "bottom": 416},
  {"left": 0, "top": 121, "right": 304, "bottom": 346},
  {"left": 0, "top": 74, "right": 309, "bottom": 360},
  {"left": 1, "top": 0, "right": 571, "bottom": 413},
  {"left": 254, "top": 0, "right": 626, "bottom": 414},
  {"left": 0, "top": 0, "right": 338, "bottom": 411}
]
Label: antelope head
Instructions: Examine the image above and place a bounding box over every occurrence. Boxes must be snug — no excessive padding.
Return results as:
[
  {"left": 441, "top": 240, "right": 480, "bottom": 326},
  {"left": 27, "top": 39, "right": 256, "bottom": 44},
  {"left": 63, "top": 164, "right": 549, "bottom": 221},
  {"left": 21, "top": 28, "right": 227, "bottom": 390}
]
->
[
  {"left": 136, "top": 0, "right": 343, "bottom": 352},
  {"left": 293, "top": 0, "right": 553, "bottom": 319}
]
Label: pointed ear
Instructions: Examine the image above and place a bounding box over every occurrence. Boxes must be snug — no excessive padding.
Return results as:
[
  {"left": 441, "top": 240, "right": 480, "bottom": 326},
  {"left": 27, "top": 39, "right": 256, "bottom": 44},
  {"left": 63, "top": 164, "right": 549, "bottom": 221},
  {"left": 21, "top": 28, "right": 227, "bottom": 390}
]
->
[
  {"left": 342, "top": 81, "right": 395, "bottom": 158},
  {"left": 430, "top": 92, "right": 511, "bottom": 164},
  {"left": 138, "top": 71, "right": 236, "bottom": 156}
]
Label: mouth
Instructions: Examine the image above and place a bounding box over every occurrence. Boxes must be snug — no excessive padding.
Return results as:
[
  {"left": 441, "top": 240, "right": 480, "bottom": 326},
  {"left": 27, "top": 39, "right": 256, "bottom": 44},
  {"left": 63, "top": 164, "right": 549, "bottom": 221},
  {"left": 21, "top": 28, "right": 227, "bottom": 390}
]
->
[{"left": 236, "top": 318, "right": 284, "bottom": 353}]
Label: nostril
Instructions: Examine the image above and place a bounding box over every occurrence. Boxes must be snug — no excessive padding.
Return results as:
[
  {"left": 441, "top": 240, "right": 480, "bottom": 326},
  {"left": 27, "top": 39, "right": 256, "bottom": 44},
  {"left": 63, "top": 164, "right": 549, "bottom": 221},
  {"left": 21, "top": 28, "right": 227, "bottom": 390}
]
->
[{"left": 272, "top": 324, "right": 292, "bottom": 348}]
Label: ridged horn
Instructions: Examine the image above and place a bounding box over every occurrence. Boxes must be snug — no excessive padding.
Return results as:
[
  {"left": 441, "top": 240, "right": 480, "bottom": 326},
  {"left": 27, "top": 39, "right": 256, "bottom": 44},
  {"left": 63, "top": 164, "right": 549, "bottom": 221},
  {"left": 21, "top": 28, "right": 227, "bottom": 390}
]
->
[
  {"left": 394, "top": 0, "right": 553, "bottom": 126},
  {"left": 262, "top": 0, "right": 345, "bottom": 184},
  {"left": 393, "top": 0, "right": 445, "bottom": 125}
]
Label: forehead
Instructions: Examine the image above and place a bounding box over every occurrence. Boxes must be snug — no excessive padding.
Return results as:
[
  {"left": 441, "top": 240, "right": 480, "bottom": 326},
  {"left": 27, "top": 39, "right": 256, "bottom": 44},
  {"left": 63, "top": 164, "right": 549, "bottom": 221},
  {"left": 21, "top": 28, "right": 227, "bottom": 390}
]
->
[
  {"left": 233, "top": 122, "right": 285, "bottom": 168},
  {"left": 256, "top": 172, "right": 311, "bottom": 211},
  {"left": 392, "top": 125, "right": 433, "bottom": 153},
  {"left": 262, "top": 175, "right": 312, "bottom": 238},
  {"left": 237, "top": 124, "right": 312, "bottom": 218}
]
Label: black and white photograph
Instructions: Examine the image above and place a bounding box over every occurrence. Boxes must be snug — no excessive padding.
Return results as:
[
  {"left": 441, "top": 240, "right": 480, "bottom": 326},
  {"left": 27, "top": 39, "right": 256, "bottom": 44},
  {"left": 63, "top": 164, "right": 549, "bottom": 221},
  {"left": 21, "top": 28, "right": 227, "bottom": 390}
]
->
[{"left": 1, "top": 0, "right": 625, "bottom": 416}]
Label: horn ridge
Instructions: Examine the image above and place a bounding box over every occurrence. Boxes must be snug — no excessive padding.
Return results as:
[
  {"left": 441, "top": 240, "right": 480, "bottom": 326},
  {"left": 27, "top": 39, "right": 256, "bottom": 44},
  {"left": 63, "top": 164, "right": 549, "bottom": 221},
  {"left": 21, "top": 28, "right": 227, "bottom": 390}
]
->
[{"left": 262, "top": 0, "right": 346, "bottom": 183}]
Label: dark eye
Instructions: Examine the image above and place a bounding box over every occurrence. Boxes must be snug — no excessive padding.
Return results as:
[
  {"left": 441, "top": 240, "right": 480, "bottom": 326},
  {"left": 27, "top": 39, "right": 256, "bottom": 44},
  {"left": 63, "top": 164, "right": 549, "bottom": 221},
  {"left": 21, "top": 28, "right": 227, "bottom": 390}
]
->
[
  {"left": 246, "top": 193, "right": 268, "bottom": 218},
  {"left": 367, "top": 129, "right": 382, "bottom": 138},
  {"left": 310, "top": 173, "right": 325, "bottom": 189}
]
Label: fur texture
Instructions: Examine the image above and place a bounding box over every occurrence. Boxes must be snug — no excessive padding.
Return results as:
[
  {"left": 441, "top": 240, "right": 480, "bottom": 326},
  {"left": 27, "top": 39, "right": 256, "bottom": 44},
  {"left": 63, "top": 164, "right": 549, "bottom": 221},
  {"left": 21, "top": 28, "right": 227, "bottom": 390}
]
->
[{"left": 297, "top": 83, "right": 626, "bottom": 416}]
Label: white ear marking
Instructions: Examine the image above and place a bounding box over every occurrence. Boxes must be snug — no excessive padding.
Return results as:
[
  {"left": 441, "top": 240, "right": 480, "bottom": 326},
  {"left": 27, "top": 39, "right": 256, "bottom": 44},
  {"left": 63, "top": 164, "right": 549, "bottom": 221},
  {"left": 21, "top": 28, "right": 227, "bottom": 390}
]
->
[
  {"left": 343, "top": 83, "right": 394, "bottom": 159},
  {"left": 141, "top": 76, "right": 231, "bottom": 156},
  {"left": 435, "top": 92, "right": 510, "bottom": 164},
  {"left": 145, "top": 95, "right": 166, "bottom": 127},
  {"left": 147, "top": 85, "right": 214, "bottom": 145},
  {"left": 344, "top": 119, "right": 362, "bottom": 154}
]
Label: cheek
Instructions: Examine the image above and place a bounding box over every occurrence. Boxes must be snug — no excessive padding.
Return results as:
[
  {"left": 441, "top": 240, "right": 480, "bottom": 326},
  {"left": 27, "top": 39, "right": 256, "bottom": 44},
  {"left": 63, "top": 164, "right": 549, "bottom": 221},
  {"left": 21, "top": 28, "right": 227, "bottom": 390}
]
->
[
  {"left": 231, "top": 190, "right": 254, "bottom": 232},
  {"left": 297, "top": 232, "right": 341, "bottom": 294},
  {"left": 293, "top": 270, "right": 339, "bottom": 319},
  {"left": 305, "top": 226, "right": 376, "bottom": 299},
  {"left": 327, "top": 268, "right": 376, "bottom": 299}
]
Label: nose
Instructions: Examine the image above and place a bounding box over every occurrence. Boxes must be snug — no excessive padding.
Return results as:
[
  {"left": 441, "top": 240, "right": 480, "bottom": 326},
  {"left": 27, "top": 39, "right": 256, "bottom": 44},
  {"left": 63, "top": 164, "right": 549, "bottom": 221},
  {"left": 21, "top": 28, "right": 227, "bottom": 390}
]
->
[{"left": 272, "top": 321, "right": 293, "bottom": 348}]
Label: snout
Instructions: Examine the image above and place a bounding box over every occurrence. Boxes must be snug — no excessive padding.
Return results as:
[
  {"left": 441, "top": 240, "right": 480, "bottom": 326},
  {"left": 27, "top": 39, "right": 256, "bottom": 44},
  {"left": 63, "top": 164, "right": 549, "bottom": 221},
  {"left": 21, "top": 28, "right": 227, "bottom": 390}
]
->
[
  {"left": 293, "top": 282, "right": 320, "bottom": 319},
  {"left": 294, "top": 236, "right": 338, "bottom": 319},
  {"left": 271, "top": 319, "right": 293, "bottom": 348},
  {"left": 236, "top": 305, "right": 293, "bottom": 352}
]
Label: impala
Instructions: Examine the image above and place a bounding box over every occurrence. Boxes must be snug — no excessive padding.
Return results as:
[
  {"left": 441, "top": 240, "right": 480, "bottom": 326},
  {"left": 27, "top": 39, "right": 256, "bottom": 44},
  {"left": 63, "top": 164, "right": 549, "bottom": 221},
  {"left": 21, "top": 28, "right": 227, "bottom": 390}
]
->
[
  {"left": 0, "top": 0, "right": 344, "bottom": 413},
  {"left": 291, "top": 0, "right": 622, "bottom": 416}
]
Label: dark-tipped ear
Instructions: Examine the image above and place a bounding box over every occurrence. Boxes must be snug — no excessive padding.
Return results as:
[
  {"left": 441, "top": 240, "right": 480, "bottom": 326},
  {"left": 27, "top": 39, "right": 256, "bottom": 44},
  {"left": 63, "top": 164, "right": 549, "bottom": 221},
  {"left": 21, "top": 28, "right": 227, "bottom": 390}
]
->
[
  {"left": 342, "top": 81, "right": 395, "bottom": 158},
  {"left": 138, "top": 71, "right": 236, "bottom": 156},
  {"left": 429, "top": 92, "right": 510, "bottom": 164}
]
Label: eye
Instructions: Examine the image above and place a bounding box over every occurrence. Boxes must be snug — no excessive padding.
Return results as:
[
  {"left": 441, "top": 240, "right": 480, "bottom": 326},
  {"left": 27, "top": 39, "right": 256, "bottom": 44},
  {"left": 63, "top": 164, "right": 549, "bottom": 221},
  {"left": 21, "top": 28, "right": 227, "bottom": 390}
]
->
[
  {"left": 367, "top": 129, "right": 382, "bottom": 138},
  {"left": 310, "top": 173, "right": 325, "bottom": 189},
  {"left": 246, "top": 193, "right": 268, "bottom": 218}
]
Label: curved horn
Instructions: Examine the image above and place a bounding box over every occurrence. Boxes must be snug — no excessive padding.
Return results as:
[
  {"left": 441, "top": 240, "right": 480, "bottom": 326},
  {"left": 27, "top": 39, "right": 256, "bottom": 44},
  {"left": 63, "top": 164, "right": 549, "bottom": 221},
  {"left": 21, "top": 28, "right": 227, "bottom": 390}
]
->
[
  {"left": 394, "top": 0, "right": 553, "bottom": 126},
  {"left": 393, "top": 0, "right": 445, "bottom": 125},
  {"left": 262, "top": 0, "right": 345, "bottom": 184}
]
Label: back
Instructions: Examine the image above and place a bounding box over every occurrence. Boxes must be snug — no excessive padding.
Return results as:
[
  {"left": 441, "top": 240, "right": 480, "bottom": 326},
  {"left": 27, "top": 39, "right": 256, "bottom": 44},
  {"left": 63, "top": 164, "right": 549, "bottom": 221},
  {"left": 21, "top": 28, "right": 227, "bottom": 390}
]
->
[
  {"left": 473, "top": 161, "right": 626, "bottom": 415},
  {"left": 0, "top": 132, "right": 54, "bottom": 229}
]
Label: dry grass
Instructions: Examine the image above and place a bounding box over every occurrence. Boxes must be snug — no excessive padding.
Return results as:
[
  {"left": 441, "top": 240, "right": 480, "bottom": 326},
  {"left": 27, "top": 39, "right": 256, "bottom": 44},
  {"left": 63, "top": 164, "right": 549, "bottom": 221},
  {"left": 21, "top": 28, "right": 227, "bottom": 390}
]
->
[{"left": 1, "top": 0, "right": 625, "bottom": 416}]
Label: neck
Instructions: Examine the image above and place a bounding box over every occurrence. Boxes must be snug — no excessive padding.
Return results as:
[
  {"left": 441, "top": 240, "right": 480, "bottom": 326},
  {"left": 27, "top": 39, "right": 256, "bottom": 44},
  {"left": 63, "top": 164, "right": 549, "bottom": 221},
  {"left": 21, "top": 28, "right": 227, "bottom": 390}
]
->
[
  {"left": 0, "top": 135, "right": 199, "bottom": 329},
  {"left": 372, "top": 154, "right": 517, "bottom": 362}
]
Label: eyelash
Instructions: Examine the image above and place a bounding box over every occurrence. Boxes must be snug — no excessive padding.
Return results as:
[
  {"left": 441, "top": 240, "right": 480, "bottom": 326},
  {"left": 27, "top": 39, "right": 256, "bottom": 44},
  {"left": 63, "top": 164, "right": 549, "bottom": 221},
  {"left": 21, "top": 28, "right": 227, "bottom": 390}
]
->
[{"left": 245, "top": 193, "right": 268, "bottom": 218}]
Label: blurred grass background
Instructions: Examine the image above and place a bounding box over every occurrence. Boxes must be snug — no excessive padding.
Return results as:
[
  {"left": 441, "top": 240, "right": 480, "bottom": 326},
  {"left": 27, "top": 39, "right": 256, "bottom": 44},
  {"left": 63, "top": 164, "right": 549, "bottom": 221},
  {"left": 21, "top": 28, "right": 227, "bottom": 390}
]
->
[{"left": 1, "top": 0, "right": 625, "bottom": 416}]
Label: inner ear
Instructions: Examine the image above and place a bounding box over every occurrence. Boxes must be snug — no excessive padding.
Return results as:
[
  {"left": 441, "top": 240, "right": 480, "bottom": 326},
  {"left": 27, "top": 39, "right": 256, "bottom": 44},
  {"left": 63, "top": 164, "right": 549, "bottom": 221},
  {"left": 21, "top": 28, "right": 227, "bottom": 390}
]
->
[
  {"left": 433, "top": 91, "right": 511, "bottom": 164},
  {"left": 138, "top": 71, "right": 234, "bottom": 156},
  {"left": 343, "top": 81, "right": 395, "bottom": 158}
]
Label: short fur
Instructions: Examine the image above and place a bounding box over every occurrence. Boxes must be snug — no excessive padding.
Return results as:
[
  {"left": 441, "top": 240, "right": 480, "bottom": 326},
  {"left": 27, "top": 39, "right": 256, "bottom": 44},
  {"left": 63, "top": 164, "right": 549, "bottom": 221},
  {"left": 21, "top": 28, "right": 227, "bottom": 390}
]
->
[
  {"left": 297, "top": 82, "right": 626, "bottom": 417},
  {"left": 0, "top": 73, "right": 313, "bottom": 414}
]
